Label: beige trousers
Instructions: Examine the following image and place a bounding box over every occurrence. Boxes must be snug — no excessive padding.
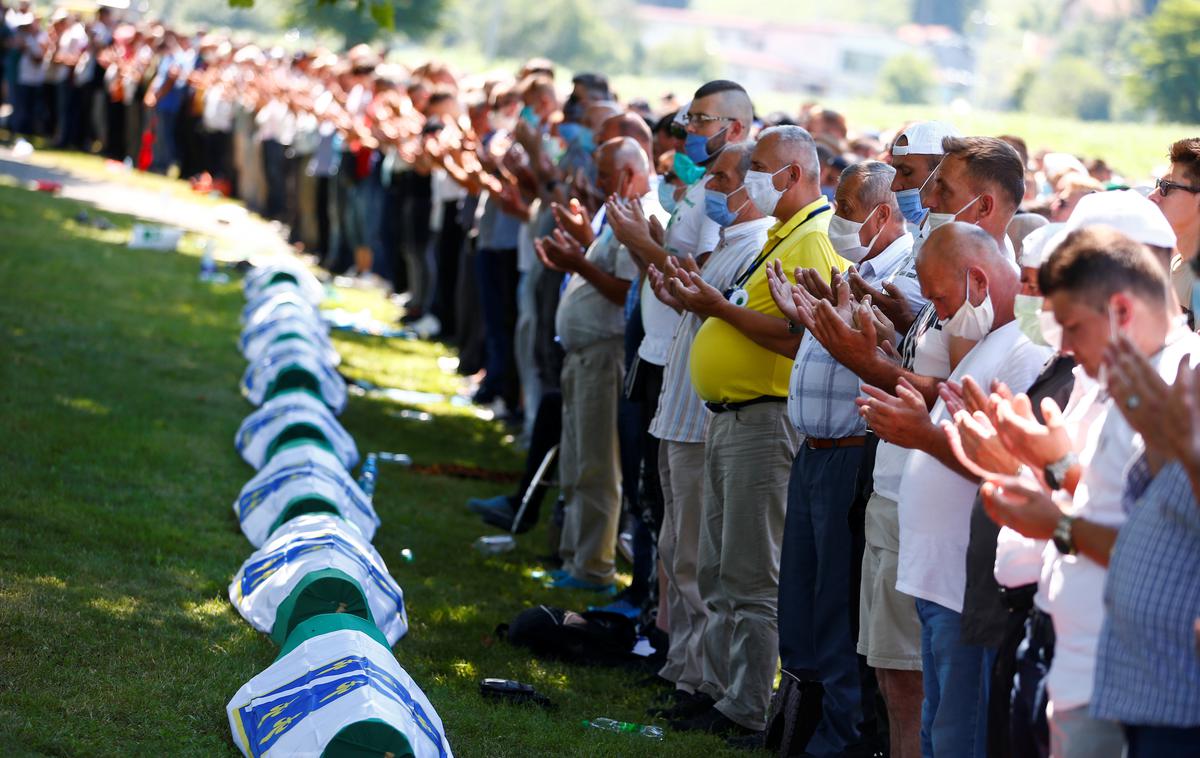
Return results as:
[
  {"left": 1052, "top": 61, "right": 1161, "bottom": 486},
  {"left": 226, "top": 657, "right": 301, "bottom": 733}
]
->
[
  {"left": 697, "top": 401, "right": 800, "bottom": 731},
  {"left": 657, "top": 439, "right": 708, "bottom": 692},
  {"left": 557, "top": 338, "right": 624, "bottom": 585}
]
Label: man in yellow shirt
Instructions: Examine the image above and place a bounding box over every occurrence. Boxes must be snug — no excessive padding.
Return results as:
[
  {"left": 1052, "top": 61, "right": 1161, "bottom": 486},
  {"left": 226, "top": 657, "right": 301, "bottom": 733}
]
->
[{"left": 664, "top": 125, "right": 847, "bottom": 739}]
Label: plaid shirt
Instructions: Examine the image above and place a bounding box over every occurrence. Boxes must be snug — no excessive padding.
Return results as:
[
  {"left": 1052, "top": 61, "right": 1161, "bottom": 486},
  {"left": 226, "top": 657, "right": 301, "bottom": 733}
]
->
[
  {"left": 787, "top": 234, "right": 915, "bottom": 438},
  {"left": 649, "top": 217, "right": 773, "bottom": 443},
  {"left": 1092, "top": 457, "right": 1200, "bottom": 726}
]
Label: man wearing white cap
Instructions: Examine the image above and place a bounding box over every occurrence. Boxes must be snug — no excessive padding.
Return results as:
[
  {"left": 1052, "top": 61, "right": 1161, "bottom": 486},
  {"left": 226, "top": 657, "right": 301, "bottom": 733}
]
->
[
  {"left": 953, "top": 190, "right": 1191, "bottom": 758},
  {"left": 890, "top": 121, "right": 960, "bottom": 233}
]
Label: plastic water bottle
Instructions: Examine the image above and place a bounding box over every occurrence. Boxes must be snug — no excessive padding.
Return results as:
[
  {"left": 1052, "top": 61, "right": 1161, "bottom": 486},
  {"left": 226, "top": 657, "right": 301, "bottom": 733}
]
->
[
  {"left": 473, "top": 535, "right": 516, "bottom": 555},
  {"left": 358, "top": 453, "right": 378, "bottom": 497},
  {"left": 582, "top": 718, "right": 664, "bottom": 741},
  {"left": 199, "top": 240, "right": 217, "bottom": 281}
]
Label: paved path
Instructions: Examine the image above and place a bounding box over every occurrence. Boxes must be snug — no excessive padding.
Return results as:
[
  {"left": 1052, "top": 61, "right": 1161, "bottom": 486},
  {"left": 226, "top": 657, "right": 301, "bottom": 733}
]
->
[{"left": 0, "top": 146, "right": 291, "bottom": 259}]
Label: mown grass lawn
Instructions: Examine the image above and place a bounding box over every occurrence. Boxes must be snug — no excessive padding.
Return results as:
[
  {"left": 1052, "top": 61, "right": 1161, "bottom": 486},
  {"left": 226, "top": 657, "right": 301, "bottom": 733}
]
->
[{"left": 0, "top": 179, "right": 746, "bottom": 757}]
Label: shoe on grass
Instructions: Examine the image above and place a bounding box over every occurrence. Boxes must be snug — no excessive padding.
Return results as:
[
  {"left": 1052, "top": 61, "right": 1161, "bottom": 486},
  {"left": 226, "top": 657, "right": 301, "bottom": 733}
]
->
[
  {"left": 467, "top": 495, "right": 514, "bottom": 520},
  {"left": 670, "top": 705, "right": 757, "bottom": 737},
  {"left": 545, "top": 574, "right": 616, "bottom": 594},
  {"left": 658, "top": 690, "right": 715, "bottom": 721}
]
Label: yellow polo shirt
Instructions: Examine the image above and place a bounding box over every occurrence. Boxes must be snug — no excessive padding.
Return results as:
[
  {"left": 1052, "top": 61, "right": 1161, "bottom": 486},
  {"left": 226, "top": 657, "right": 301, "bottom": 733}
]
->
[{"left": 690, "top": 197, "right": 847, "bottom": 403}]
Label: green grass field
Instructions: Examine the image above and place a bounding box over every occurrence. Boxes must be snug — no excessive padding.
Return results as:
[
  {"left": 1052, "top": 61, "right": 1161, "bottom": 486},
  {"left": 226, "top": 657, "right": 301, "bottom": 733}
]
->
[{"left": 0, "top": 179, "right": 744, "bottom": 756}]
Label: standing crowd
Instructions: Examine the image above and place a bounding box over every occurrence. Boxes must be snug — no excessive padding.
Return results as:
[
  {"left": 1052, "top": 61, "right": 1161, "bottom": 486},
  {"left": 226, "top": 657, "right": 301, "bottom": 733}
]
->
[{"left": 5, "top": 11, "right": 1200, "bottom": 757}]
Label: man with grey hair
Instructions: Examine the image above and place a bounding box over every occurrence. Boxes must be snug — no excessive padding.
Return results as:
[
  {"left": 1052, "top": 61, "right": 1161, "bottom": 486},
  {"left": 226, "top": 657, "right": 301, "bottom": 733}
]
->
[
  {"left": 765, "top": 159, "right": 917, "bottom": 755},
  {"left": 534, "top": 137, "right": 654, "bottom": 593},
  {"left": 665, "top": 124, "right": 846, "bottom": 738}
]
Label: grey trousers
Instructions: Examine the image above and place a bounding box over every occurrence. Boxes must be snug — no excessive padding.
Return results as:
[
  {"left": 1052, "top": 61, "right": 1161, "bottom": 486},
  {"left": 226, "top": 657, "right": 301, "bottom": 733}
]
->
[
  {"left": 657, "top": 439, "right": 708, "bottom": 692},
  {"left": 697, "top": 402, "right": 800, "bottom": 731},
  {"left": 557, "top": 338, "right": 624, "bottom": 585}
]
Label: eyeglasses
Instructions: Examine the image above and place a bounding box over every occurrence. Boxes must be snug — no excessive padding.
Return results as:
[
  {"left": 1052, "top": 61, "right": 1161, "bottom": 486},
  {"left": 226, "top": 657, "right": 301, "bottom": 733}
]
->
[
  {"left": 1155, "top": 176, "right": 1200, "bottom": 197},
  {"left": 683, "top": 112, "right": 735, "bottom": 127}
]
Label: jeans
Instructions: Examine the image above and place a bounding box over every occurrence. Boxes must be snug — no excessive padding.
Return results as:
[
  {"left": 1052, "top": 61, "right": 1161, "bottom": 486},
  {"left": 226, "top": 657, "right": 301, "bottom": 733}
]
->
[
  {"left": 1124, "top": 724, "right": 1200, "bottom": 758},
  {"left": 777, "top": 444, "right": 866, "bottom": 756},
  {"left": 474, "top": 247, "right": 518, "bottom": 407},
  {"left": 916, "top": 598, "right": 996, "bottom": 758}
]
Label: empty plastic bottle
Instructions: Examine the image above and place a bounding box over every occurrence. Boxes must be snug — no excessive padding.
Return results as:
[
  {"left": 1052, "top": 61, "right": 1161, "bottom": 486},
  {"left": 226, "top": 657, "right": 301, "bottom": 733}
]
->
[
  {"left": 582, "top": 718, "right": 664, "bottom": 741},
  {"left": 357, "top": 453, "right": 378, "bottom": 497}
]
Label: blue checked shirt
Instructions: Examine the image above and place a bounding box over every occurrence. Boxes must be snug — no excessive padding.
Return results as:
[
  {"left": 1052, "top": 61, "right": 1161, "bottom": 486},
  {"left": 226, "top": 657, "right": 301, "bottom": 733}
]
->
[
  {"left": 1092, "top": 457, "right": 1200, "bottom": 726},
  {"left": 648, "top": 217, "right": 774, "bottom": 443},
  {"left": 787, "top": 233, "right": 916, "bottom": 438}
]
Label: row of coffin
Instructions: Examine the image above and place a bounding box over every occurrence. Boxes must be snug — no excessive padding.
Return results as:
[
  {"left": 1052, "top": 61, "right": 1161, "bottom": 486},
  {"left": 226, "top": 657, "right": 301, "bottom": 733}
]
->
[{"left": 224, "top": 260, "right": 454, "bottom": 758}]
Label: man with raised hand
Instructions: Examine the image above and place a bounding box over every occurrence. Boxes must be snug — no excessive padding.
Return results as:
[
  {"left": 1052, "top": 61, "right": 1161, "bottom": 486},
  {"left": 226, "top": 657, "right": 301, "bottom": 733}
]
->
[
  {"left": 536, "top": 137, "right": 653, "bottom": 595},
  {"left": 664, "top": 125, "right": 844, "bottom": 740},
  {"left": 644, "top": 141, "right": 772, "bottom": 718},
  {"left": 860, "top": 223, "right": 1051, "bottom": 757}
]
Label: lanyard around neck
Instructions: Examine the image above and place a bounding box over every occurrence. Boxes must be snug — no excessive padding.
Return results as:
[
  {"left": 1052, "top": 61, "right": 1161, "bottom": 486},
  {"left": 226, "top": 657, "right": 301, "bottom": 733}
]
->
[{"left": 731, "top": 204, "right": 831, "bottom": 289}]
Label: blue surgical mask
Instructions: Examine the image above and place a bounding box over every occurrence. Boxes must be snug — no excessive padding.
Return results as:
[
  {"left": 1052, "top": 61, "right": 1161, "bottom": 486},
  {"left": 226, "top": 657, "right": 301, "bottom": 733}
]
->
[
  {"left": 559, "top": 123, "right": 594, "bottom": 153},
  {"left": 673, "top": 151, "right": 705, "bottom": 186},
  {"left": 895, "top": 188, "right": 927, "bottom": 226},
  {"left": 658, "top": 181, "right": 680, "bottom": 214},
  {"left": 704, "top": 187, "right": 748, "bottom": 226},
  {"left": 684, "top": 126, "right": 728, "bottom": 165}
]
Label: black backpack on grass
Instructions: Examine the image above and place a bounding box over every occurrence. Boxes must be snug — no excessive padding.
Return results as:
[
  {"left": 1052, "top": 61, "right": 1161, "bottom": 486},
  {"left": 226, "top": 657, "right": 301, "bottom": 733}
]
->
[{"left": 498, "top": 605, "right": 639, "bottom": 666}]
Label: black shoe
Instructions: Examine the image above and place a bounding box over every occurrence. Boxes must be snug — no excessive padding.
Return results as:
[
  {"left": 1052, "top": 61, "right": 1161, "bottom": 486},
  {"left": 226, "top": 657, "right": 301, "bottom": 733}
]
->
[
  {"left": 646, "top": 688, "right": 689, "bottom": 717},
  {"left": 725, "top": 730, "right": 768, "bottom": 751},
  {"left": 660, "top": 690, "right": 715, "bottom": 721},
  {"left": 670, "top": 705, "right": 756, "bottom": 736}
]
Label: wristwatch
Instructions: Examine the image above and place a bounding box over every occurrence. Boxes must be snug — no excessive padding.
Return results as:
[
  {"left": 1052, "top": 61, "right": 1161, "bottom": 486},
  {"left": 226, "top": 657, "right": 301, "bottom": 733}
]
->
[
  {"left": 787, "top": 320, "right": 804, "bottom": 335},
  {"left": 1043, "top": 451, "right": 1078, "bottom": 490},
  {"left": 1053, "top": 514, "right": 1077, "bottom": 556}
]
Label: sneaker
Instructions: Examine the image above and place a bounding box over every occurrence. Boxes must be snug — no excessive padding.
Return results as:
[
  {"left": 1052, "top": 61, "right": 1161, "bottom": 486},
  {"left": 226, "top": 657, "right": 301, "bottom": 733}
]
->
[
  {"left": 409, "top": 313, "right": 441, "bottom": 339},
  {"left": 545, "top": 574, "right": 617, "bottom": 595},
  {"left": 467, "top": 495, "right": 515, "bottom": 521},
  {"left": 670, "top": 705, "right": 757, "bottom": 737},
  {"left": 658, "top": 690, "right": 715, "bottom": 721}
]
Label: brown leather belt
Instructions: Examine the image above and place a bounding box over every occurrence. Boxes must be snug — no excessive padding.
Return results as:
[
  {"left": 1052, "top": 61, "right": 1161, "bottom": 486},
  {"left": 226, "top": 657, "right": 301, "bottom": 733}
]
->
[
  {"left": 805, "top": 435, "right": 867, "bottom": 450},
  {"left": 704, "top": 395, "right": 787, "bottom": 414}
]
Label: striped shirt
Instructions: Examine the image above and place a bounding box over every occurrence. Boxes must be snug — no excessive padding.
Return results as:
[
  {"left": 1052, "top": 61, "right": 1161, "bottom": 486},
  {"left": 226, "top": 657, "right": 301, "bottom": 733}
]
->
[
  {"left": 649, "top": 217, "right": 774, "bottom": 443},
  {"left": 787, "top": 234, "right": 916, "bottom": 438},
  {"left": 1093, "top": 458, "right": 1200, "bottom": 726}
]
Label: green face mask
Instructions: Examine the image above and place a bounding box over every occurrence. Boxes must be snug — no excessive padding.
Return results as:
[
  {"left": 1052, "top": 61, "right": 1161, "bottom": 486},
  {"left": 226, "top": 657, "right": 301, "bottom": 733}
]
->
[
  {"left": 672, "top": 151, "right": 705, "bottom": 186},
  {"left": 1014, "top": 293, "right": 1047, "bottom": 347}
]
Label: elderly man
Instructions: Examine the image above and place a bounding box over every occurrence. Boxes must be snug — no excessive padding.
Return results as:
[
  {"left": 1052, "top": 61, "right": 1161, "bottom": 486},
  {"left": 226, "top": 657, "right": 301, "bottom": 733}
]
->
[
  {"left": 860, "top": 223, "right": 1051, "bottom": 757},
  {"left": 644, "top": 141, "right": 772, "bottom": 712},
  {"left": 765, "top": 160, "right": 919, "bottom": 756},
  {"left": 535, "top": 137, "right": 653, "bottom": 593},
  {"left": 664, "top": 125, "right": 845, "bottom": 738}
]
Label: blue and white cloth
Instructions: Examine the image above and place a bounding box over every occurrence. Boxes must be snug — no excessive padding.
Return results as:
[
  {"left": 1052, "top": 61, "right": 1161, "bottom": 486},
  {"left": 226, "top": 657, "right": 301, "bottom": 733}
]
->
[
  {"left": 235, "top": 391, "right": 359, "bottom": 471},
  {"left": 244, "top": 260, "right": 326, "bottom": 305},
  {"left": 233, "top": 443, "right": 378, "bottom": 547},
  {"left": 241, "top": 339, "right": 347, "bottom": 414},
  {"left": 227, "top": 625, "right": 452, "bottom": 758},
  {"left": 230, "top": 514, "right": 407, "bottom": 645}
]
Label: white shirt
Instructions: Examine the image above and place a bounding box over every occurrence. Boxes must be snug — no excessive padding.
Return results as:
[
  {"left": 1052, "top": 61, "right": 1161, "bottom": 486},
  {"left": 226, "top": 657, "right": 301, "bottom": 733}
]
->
[
  {"left": 1041, "top": 326, "right": 1200, "bottom": 711},
  {"left": 639, "top": 178, "right": 720, "bottom": 365},
  {"left": 18, "top": 31, "right": 48, "bottom": 86},
  {"left": 897, "top": 321, "right": 1052, "bottom": 612}
]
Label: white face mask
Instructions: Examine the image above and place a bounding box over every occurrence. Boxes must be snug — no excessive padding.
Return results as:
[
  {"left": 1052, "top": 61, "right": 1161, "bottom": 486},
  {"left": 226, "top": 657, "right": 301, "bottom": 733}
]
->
[
  {"left": 828, "top": 204, "right": 882, "bottom": 264},
  {"left": 1037, "top": 308, "right": 1063, "bottom": 351},
  {"left": 1014, "top": 294, "right": 1047, "bottom": 346},
  {"left": 944, "top": 268, "right": 994, "bottom": 340},
  {"left": 744, "top": 165, "right": 791, "bottom": 218},
  {"left": 925, "top": 194, "right": 981, "bottom": 234}
]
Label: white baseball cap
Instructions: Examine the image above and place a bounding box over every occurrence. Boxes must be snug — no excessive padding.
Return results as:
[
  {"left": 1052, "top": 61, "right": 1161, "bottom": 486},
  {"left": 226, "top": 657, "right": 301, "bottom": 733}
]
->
[
  {"left": 1019, "top": 223, "right": 1065, "bottom": 268},
  {"left": 1061, "top": 189, "right": 1177, "bottom": 250},
  {"left": 891, "top": 121, "right": 961, "bottom": 156}
]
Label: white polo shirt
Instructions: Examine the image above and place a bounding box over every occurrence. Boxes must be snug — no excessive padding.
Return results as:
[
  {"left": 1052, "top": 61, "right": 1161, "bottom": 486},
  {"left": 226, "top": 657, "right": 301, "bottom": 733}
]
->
[{"left": 896, "top": 321, "right": 1052, "bottom": 612}]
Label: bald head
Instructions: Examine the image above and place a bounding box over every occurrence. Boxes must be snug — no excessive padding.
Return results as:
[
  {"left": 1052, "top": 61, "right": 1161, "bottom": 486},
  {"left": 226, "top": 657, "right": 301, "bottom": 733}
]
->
[
  {"left": 599, "top": 112, "right": 653, "bottom": 163},
  {"left": 917, "top": 222, "right": 1020, "bottom": 324},
  {"left": 596, "top": 137, "right": 651, "bottom": 198},
  {"left": 583, "top": 101, "right": 622, "bottom": 131}
]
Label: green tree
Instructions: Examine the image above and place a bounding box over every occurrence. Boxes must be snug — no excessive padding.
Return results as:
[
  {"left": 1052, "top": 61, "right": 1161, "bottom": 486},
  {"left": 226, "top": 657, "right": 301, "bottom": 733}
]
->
[
  {"left": 1128, "top": 0, "right": 1200, "bottom": 123},
  {"left": 1022, "top": 55, "right": 1112, "bottom": 121},
  {"left": 269, "top": 0, "right": 444, "bottom": 44},
  {"left": 877, "top": 53, "right": 936, "bottom": 105},
  {"left": 645, "top": 32, "right": 718, "bottom": 80}
]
